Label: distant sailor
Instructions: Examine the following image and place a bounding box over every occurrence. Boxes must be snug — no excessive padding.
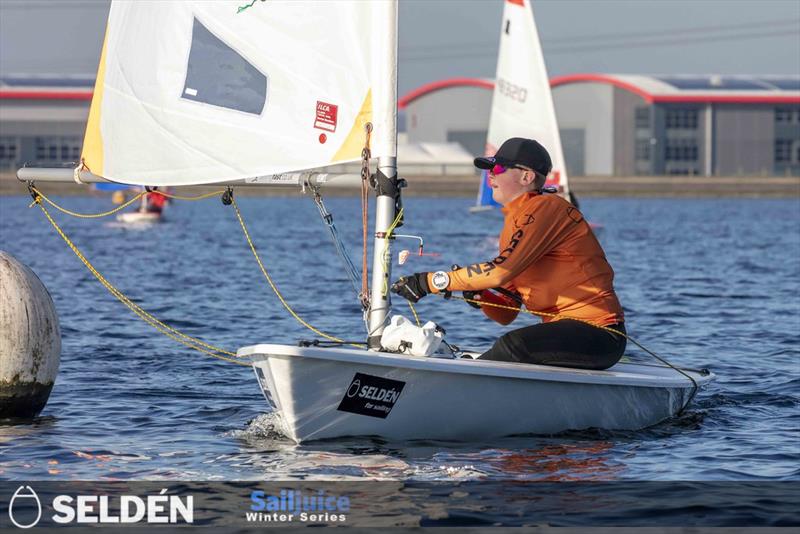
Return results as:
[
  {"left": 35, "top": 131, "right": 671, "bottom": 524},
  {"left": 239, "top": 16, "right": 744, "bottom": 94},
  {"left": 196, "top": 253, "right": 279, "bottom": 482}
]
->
[
  {"left": 391, "top": 137, "right": 626, "bottom": 370},
  {"left": 143, "top": 189, "right": 168, "bottom": 214}
]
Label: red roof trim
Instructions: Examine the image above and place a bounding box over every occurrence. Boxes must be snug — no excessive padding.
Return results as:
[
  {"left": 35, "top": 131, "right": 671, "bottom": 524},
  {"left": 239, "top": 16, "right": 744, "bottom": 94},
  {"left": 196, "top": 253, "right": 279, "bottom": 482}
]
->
[
  {"left": 552, "top": 74, "right": 800, "bottom": 104},
  {"left": 0, "top": 90, "right": 93, "bottom": 101},
  {"left": 550, "top": 73, "right": 655, "bottom": 103},
  {"left": 400, "top": 74, "right": 800, "bottom": 107},
  {"left": 398, "top": 78, "right": 494, "bottom": 109},
  {"left": 651, "top": 95, "right": 800, "bottom": 104}
]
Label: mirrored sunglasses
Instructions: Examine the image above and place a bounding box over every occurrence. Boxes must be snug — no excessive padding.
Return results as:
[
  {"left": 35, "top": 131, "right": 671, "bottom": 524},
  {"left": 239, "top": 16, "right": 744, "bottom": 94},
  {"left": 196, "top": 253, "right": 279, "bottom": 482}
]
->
[
  {"left": 491, "top": 164, "right": 510, "bottom": 175},
  {"left": 491, "top": 164, "right": 533, "bottom": 175}
]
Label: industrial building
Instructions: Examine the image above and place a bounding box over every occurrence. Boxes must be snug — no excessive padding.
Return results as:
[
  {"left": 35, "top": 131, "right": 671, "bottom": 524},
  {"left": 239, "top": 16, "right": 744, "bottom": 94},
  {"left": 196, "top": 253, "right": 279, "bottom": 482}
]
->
[
  {"left": 1, "top": 74, "right": 799, "bottom": 176},
  {"left": 0, "top": 76, "right": 93, "bottom": 172},
  {"left": 401, "top": 74, "right": 800, "bottom": 176}
]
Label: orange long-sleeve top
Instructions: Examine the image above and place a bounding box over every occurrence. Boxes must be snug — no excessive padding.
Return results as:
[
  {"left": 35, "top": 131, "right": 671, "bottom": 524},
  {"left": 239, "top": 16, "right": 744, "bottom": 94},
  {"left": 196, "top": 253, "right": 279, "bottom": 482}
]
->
[{"left": 428, "top": 191, "right": 624, "bottom": 326}]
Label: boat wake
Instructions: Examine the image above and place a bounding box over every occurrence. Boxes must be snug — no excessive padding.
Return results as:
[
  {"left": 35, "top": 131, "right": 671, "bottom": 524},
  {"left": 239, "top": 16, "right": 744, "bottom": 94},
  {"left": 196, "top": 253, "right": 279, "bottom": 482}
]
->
[{"left": 231, "top": 412, "right": 290, "bottom": 442}]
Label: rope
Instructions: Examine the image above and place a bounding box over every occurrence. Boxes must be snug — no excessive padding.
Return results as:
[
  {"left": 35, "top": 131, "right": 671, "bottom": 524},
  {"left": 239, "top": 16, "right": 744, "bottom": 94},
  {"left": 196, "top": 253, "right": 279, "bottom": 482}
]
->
[
  {"left": 229, "top": 195, "right": 363, "bottom": 349},
  {"left": 30, "top": 185, "right": 146, "bottom": 219},
  {"left": 407, "top": 300, "right": 421, "bottom": 327},
  {"left": 27, "top": 185, "right": 225, "bottom": 220},
  {"left": 28, "top": 193, "right": 247, "bottom": 366},
  {"left": 309, "top": 186, "right": 361, "bottom": 298},
  {"left": 150, "top": 189, "right": 227, "bottom": 202},
  {"left": 449, "top": 293, "right": 700, "bottom": 413}
]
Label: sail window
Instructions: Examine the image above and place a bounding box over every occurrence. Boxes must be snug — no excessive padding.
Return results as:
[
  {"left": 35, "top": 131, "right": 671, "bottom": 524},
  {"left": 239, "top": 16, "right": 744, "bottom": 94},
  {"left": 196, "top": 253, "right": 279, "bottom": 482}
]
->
[{"left": 182, "top": 18, "right": 267, "bottom": 116}]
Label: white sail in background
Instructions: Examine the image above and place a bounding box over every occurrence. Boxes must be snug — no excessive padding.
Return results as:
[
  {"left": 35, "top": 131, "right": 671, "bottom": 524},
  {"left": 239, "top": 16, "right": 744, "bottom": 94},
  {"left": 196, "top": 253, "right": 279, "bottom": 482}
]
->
[
  {"left": 82, "top": 0, "right": 396, "bottom": 186},
  {"left": 485, "top": 0, "right": 569, "bottom": 198}
]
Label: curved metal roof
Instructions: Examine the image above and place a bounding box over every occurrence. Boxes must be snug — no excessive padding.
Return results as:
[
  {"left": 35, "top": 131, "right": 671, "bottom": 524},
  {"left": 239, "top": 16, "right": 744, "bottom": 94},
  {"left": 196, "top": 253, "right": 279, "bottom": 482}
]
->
[{"left": 398, "top": 74, "right": 800, "bottom": 108}]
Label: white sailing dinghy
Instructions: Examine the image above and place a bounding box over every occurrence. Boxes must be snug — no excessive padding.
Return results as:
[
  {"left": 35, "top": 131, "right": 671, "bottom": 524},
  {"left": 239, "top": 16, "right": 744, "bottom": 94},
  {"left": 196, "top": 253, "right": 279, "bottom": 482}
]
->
[
  {"left": 116, "top": 211, "right": 161, "bottom": 224},
  {"left": 19, "top": 0, "right": 712, "bottom": 443},
  {"left": 472, "top": 0, "right": 571, "bottom": 212},
  {"left": 116, "top": 191, "right": 163, "bottom": 224}
]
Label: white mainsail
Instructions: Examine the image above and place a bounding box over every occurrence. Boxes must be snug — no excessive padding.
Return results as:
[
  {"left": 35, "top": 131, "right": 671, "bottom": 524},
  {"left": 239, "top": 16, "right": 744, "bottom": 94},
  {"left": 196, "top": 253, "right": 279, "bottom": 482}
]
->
[
  {"left": 484, "top": 0, "right": 569, "bottom": 198},
  {"left": 82, "top": 0, "right": 396, "bottom": 186}
]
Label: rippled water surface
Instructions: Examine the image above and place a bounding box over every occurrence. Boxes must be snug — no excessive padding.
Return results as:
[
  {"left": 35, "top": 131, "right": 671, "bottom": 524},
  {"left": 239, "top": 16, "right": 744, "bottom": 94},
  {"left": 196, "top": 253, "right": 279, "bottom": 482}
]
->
[{"left": 1, "top": 194, "right": 798, "bottom": 482}]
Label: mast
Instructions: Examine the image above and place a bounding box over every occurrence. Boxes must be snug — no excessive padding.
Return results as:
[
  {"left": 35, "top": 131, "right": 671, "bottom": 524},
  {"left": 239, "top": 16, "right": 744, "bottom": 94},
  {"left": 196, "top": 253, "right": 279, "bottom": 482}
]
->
[{"left": 367, "top": 0, "right": 399, "bottom": 349}]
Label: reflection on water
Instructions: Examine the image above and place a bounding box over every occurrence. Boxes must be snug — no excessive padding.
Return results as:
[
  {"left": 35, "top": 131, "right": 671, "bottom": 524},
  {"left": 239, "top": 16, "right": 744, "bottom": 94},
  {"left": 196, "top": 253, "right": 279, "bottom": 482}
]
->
[{"left": 485, "top": 442, "right": 622, "bottom": 481}]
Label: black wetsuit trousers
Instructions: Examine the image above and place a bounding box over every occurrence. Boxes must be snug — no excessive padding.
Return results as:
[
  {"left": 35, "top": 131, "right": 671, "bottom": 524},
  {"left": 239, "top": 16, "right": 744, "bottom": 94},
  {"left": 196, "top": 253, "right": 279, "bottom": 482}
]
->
[{"left": 479, "top": 320, "right": 626, "bottom": 370}]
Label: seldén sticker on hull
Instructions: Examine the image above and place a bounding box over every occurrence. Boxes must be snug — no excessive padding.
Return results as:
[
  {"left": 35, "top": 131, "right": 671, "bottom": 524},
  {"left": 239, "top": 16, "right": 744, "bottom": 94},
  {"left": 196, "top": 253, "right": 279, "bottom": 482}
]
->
[{"left": 337, "top": 373, "right": 405, "bottom": 419}]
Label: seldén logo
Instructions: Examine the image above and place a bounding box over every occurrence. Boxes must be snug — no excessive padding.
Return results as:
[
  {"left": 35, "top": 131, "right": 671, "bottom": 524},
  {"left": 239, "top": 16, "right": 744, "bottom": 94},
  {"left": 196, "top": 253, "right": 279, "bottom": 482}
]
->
[
  {"left": 8, "top": 486, "right": 42, "bottom": 529},
  {"left": 7, "top": 486, "right": 194, "bottom": 527}
]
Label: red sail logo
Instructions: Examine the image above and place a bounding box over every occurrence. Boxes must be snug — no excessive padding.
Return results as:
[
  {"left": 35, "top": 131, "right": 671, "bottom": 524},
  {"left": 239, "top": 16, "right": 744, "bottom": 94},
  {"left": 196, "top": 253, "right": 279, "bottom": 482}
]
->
[{"left": 314, "top": 101, "right": 338, "bottom": 133}]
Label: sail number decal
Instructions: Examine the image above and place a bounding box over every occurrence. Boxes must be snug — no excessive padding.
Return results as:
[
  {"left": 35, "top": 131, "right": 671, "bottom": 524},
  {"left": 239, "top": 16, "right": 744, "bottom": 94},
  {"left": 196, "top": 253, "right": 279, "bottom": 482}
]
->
[
  {"left": 496, "top": 78, "right": 527, "bottom": 103},
  {"left": 337, "top": 373, "right": 405, "bottom": 419}
]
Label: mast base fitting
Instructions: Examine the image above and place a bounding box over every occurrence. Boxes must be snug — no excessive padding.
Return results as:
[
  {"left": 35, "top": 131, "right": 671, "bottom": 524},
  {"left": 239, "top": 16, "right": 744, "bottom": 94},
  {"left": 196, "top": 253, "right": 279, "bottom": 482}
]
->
[{"left": 367, "top": 335, "right": 383, "bottom": 350}]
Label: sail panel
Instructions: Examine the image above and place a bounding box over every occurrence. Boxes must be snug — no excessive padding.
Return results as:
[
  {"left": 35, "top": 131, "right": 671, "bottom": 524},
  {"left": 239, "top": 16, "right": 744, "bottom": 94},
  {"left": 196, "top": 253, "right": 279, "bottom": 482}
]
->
[
  {"left": 81, "top": 1, "right": 395, "bottom": 186},
  {"left": 486, "top": 0, "right": 569, "bottom": 196}
]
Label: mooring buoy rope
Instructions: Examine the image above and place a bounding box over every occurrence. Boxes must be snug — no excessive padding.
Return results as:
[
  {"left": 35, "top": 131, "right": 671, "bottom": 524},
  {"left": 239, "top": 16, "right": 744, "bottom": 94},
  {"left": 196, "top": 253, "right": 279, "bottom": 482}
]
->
[{"left": 27, "top": 189, "right": 248, "bottom": 367}]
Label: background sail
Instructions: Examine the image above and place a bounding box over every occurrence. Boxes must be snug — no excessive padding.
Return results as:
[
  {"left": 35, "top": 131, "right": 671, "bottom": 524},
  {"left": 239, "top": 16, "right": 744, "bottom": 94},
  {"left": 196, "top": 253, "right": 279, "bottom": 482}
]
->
[
  {"left": 82, "top": 1, "right": 395, "bottom": 186},
  {"left": 485, "top": 0, "right": 570, "bottom": 198}
]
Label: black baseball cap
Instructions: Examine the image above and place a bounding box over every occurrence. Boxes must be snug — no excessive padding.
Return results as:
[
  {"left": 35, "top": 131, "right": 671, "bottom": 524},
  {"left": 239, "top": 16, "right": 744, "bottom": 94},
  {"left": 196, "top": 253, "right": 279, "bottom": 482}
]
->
[{"left": 474, "top": 137, "right": 552, "bottom": 177}]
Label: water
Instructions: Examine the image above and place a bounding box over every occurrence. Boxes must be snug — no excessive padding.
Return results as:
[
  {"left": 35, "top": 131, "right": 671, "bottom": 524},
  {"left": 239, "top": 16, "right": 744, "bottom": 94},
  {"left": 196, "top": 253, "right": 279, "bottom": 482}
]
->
[{"left": 0, "top": 194, "right": 798, "bottom": 485}]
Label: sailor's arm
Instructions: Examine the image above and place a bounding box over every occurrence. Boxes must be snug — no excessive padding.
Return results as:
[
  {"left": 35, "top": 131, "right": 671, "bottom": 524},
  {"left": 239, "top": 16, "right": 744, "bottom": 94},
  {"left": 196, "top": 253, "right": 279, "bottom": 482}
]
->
[{"left": 429, "top": 216, "right": 567, "bottom": 293}]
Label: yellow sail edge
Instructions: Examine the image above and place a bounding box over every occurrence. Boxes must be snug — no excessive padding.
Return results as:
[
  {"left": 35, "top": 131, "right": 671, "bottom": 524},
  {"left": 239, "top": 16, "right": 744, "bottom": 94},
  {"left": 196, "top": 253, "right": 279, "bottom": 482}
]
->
[
  {"left": 81, "top": 25, "right": 109, "bottom": 175},
  {"left": 332, "top": 89, "right": 372, "bottom": 163}
]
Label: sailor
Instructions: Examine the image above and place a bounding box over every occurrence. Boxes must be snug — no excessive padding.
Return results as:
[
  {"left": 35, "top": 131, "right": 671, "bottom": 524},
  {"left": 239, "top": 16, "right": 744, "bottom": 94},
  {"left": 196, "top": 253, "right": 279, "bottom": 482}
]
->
[
  {"left": 144, "top": 189, "right": 168, "bottom": 214},
  {"left": 391, "top": 137, "right": 626, "bottom": 370}
]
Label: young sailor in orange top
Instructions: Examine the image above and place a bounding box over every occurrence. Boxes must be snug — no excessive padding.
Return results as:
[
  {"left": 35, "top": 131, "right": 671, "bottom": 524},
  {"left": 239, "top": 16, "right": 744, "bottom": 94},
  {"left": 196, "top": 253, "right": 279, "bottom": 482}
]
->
[{"left": 392, "top": 138, "right": 626, "bottom": 370}]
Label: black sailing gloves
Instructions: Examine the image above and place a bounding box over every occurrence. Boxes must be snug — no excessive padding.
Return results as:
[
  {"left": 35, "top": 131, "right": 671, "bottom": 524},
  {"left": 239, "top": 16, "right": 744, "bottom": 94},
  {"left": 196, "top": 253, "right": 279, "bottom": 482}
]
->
[
  {"left": 391, "top": 271, "right": 453, "bottom": 303},
  {"left": 391, "top": 272, "right": 430, "bottom": 303}
]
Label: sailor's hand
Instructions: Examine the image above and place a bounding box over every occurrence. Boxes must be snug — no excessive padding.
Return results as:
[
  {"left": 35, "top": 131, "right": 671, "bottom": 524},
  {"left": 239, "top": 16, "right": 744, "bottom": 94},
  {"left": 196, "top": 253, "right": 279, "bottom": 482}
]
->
[
  {"left": 391, "top": 272, "right": 430, "bottom": 303},
  {"left": 462, "top": 290, "right": 484, "bottom": 309}
]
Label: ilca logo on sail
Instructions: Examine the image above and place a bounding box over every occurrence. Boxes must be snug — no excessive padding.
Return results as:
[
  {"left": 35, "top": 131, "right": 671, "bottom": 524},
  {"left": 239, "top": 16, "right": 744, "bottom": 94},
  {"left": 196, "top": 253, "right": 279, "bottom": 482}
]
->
[{"left": 8, "top": 486, "right": 42, "bottom": 529}]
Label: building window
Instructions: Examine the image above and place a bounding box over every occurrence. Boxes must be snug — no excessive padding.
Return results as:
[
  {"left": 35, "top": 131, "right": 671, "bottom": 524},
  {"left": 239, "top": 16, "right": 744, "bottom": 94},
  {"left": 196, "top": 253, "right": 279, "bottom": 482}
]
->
[
  {"left": 635, "top": 139, "right": 651, "bottom": 160},
  {"left": 0, "top": 137, "right": 19, "bottom": 169},
  {"left": 775, "top": 108, "right": 796, "bottom": 123},
  {"left": 775, "top": 139, "right": 792, "bottom": 163},
  {"left": 665, "top": 108, "right": 698, "bottom": 129},
  {"left": 665, "top": 138, "right": 698, "bottom": 161},
  {"left": 34, "top": 136, "right": 82, "bottom": 164},
  {"left": 635, "top": 107, "right": 650, "bottom": 129}
]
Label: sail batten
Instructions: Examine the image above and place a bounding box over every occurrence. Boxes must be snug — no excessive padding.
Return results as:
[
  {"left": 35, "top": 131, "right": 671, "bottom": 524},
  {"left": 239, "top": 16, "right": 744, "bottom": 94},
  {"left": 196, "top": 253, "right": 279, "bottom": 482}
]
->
[{"left": 82, "top": 0, "right": 395, "bottom": 187}]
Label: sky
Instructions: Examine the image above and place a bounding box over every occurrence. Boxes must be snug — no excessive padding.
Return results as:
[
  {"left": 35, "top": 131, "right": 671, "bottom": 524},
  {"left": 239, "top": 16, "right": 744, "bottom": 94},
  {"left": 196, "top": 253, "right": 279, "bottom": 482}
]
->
[{"left": 1, "top": 0, "right": 798, "bottom": 95}]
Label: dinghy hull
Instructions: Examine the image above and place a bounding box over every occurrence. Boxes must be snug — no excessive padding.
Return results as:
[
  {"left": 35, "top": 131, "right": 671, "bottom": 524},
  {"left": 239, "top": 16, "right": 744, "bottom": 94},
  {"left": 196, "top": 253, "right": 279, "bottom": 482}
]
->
[
  {"left": 116, "top": 212, "right": 162, "bottom": 224},
  {"left": 238, "top": 344, "right": 713, "bottom": 443}
]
